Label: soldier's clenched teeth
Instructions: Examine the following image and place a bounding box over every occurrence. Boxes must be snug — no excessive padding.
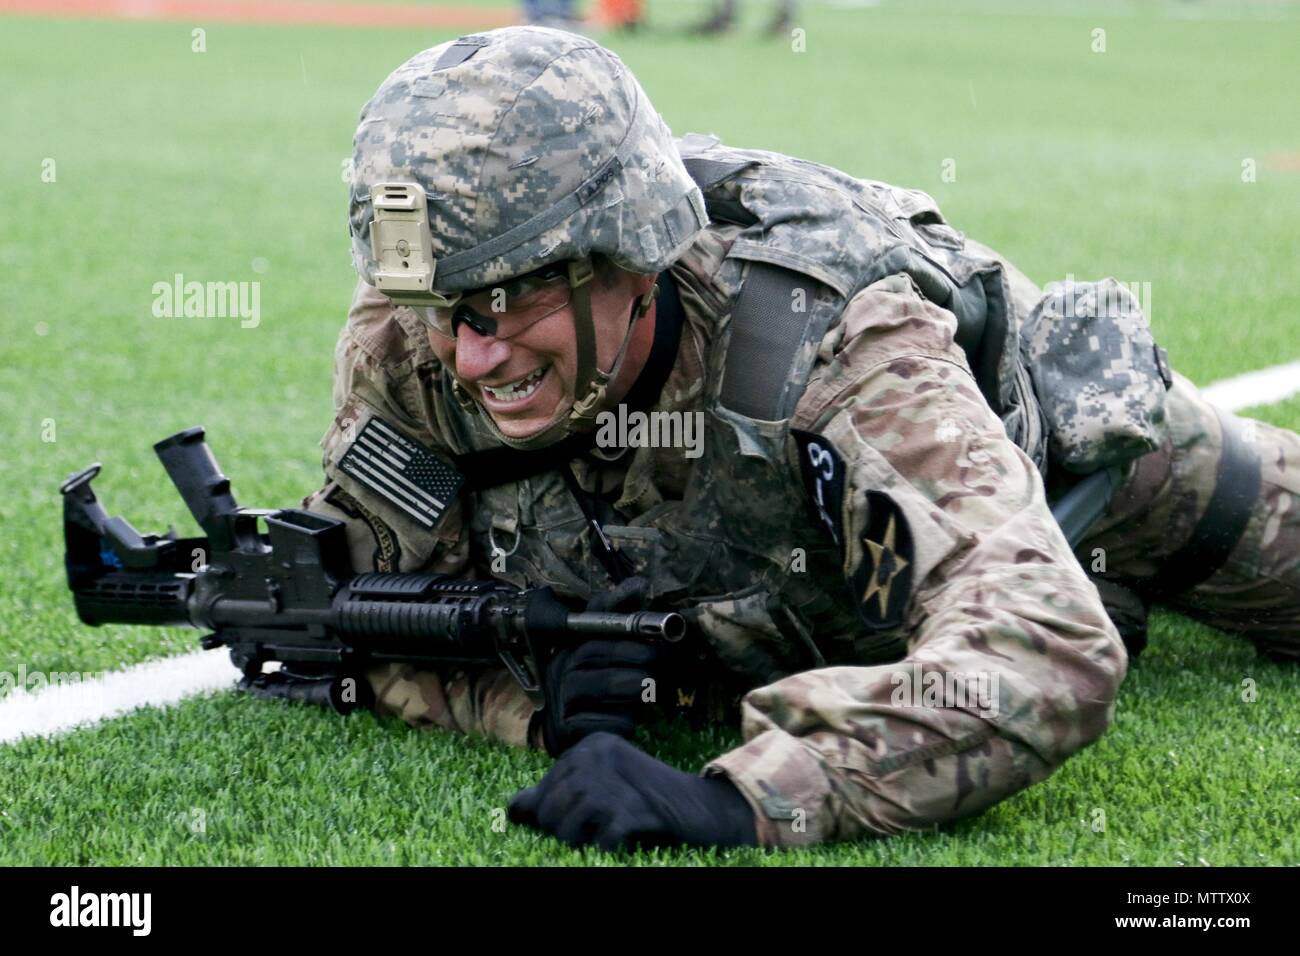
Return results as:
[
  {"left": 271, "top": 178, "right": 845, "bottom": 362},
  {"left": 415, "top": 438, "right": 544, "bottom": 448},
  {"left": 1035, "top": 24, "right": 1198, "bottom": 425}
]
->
[{"left": 481, "top": 365, "right": 549, "bottom": 403}]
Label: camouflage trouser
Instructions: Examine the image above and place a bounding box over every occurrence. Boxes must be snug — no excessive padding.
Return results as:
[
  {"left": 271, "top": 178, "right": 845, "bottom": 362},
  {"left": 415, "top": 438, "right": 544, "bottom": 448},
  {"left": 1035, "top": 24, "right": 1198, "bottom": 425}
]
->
[
  {"left": 365, "top": 662, "right": 544, "bottom": 749},
  {"left": 365, "top": 656, "right": 731, "bottom": 748},
  {"left": 1078, "top": 371, "right": 1300, "bottom": 661}
]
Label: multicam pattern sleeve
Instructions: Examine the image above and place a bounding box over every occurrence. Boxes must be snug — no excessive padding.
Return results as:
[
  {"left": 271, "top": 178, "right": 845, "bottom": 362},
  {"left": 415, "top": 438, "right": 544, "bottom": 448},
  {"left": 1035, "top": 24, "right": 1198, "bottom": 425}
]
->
[{"left": 702, "top": 274, "right": 1129, "bottom": 846}]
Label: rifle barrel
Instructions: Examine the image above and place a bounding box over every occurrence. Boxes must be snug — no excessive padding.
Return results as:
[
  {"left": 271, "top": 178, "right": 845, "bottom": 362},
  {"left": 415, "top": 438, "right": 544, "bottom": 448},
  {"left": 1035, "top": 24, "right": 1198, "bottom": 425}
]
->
[{"left": 565, "top": 610, "right": 685, "bottom": 642}]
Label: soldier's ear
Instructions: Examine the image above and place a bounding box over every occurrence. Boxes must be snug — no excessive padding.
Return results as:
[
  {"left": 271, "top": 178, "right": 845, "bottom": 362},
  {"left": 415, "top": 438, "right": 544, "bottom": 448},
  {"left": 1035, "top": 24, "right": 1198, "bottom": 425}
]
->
[
  {"left": 631, "top": 271, "right": 659, "bottom": 298},
  {"left": 618, "top": 269, "right": 658, "bottom": 303},
  {"left": 594, "top": 253, "right": 656, "bottom": 297}
]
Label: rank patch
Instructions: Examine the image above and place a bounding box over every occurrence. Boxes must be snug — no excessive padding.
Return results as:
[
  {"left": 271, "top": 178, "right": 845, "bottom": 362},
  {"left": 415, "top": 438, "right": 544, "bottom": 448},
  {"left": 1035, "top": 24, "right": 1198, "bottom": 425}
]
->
[
  {"left": 338, "top": 418, "right": 463, "bottom": 530},
  {"left": 792, "top": 429, "right": 846, "bottom": 547},
  {"left": 851, "top": 491, "right": 914, "bottom": 631}
]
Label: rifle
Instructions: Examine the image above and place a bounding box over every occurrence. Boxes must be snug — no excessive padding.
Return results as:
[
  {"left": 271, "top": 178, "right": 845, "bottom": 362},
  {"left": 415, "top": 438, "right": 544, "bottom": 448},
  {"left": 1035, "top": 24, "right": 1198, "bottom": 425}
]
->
[{"left": 58, "top": 427, "right": 685, "bottom": 712}]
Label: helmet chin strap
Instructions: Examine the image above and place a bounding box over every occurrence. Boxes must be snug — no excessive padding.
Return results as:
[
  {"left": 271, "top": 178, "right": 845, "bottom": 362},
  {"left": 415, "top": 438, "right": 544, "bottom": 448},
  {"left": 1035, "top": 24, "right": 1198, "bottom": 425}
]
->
[{"left": 462, "top": 257, "right": 659, "bottom": 452}]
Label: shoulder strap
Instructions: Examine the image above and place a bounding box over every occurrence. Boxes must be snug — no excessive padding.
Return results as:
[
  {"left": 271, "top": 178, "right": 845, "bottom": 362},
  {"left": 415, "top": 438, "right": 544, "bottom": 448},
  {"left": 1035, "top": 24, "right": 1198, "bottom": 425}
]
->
[
  {"left": 680, "top": 156, "right": 826, "bottom": 421},
  {"left": 718, "top": 262, "right": 822, "bottom": 420},
  {"left": 681, "top": 156, "right": 754, "bottom": 191},
  {"left": 681, "top": 157, "right": 758, "bottom": 227}
]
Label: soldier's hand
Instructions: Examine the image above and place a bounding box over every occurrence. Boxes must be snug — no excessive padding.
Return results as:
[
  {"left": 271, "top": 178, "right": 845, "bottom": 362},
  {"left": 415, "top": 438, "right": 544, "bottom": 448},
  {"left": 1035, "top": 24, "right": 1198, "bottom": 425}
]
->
[
  {"left": 535, "top": 576, "right": 659, "bottom": 757},
  {"left": 537, "top": 639, "right": 658, "bottom": 756},
  {"left": 508, "top": 732, "right": 759, "bottom": 851}
]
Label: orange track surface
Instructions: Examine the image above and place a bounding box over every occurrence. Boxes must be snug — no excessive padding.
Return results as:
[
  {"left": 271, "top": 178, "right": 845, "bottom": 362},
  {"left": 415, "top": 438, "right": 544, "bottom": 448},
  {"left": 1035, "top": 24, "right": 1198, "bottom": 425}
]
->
[{"left": 0, "top": 0, "right": 518, "bottom": 29}]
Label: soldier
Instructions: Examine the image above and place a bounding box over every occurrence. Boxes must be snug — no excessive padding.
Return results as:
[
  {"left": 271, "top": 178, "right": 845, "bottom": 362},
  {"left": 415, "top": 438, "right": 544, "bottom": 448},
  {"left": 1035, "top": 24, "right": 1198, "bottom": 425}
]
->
[
  {"left": 300, "top": 26, "right": 1298, "bottom": 850},
  {"left": 692, "top": 0, "right": 795, "bottom": 37}
]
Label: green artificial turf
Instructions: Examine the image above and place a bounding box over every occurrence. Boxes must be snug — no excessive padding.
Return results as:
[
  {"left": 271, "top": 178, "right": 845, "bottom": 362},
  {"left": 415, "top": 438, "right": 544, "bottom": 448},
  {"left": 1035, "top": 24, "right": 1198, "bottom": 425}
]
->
[
  {"left": 2, "top": 608, "right": 1297, "bottom": 866},
  {"left": 1, "top": 1, "right": 1298, "bottom": 864}
]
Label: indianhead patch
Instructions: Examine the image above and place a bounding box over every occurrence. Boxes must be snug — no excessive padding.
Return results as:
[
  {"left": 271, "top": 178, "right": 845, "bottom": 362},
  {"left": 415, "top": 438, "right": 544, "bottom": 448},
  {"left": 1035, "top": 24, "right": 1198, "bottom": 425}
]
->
[{"left": 851, "top": 491, "right": 914, "bottom": 631}]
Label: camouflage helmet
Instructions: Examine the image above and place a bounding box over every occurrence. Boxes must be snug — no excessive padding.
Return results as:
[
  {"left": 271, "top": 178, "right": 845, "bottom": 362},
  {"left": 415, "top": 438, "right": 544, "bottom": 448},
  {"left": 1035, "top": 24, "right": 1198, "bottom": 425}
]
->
[
  {"left": 347, "top": 26, "right": 707, "bottom": 446},
  {"left": 347, "top": 25, "right": 707, "bottom": 300}
]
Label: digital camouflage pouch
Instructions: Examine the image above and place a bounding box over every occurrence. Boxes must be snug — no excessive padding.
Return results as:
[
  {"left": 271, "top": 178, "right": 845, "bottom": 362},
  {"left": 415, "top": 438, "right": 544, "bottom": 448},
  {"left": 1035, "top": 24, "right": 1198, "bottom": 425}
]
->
[{"left": 1021, "top": 278, "right": 1173, "bottom": 474}]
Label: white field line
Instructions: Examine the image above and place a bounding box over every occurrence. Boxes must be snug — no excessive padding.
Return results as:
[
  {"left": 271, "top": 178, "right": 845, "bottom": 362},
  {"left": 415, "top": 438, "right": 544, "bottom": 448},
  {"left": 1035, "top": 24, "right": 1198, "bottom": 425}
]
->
[
  {"left": 0, "top": 650, "right": 240, "bottom": 745},
  {"left": 2, "top": 359, "right": 1298, "bottom": 747},
  {"left": 1198, "top": 360, "right": 1300, "bottom": 413}
]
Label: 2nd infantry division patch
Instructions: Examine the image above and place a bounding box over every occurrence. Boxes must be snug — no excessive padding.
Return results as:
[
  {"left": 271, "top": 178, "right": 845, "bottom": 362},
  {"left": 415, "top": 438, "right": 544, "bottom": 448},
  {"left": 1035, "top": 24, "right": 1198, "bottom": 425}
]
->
[
  {"left": 338, "top": 417, "right": 463, "bottom": 530},
  {"left": 852, "top": 491, "right": 914, "bottom": 631}
]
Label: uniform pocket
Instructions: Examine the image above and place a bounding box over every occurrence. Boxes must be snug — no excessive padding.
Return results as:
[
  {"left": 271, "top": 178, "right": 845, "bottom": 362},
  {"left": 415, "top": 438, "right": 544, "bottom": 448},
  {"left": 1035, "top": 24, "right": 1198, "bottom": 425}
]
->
[
  {"left": 466, "top": 483, "right": 592, "bottom": 594},
  {"left": 600, "top": 520, "right": 713, "bottom": 601},
  {"left": 685, "top": 584, "right": 809, "bottom": 686}
]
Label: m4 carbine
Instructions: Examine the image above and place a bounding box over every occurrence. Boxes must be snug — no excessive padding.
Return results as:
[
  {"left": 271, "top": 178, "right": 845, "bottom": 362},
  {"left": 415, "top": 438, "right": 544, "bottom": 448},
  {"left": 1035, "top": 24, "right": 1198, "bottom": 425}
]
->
[{"left": 58, "top": 427, "right": 684, "bottom": 712}]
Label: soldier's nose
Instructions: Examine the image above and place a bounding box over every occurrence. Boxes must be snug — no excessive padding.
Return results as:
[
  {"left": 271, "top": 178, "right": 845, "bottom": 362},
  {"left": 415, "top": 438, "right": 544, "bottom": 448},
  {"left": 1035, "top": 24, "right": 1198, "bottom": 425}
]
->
[{"left": 454, "top": 321, "right": 513, "bottom": 383}]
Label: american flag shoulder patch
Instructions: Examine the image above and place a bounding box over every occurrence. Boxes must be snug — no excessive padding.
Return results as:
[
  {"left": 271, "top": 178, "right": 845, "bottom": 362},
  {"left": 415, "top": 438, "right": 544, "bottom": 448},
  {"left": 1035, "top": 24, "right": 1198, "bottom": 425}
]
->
[{"left": 337, "top": 417, "right": 463, "bottom": 530}]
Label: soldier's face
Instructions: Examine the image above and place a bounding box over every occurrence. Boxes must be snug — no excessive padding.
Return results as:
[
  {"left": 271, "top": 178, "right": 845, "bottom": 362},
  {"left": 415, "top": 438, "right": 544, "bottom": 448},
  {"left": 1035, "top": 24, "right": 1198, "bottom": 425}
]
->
[{"left": 427, "top": 267, "right": 658, "bottom": 439}]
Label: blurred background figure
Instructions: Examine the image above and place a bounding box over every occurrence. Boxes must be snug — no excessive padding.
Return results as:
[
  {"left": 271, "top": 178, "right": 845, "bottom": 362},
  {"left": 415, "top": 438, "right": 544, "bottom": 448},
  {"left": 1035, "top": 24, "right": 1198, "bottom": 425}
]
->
[
  {"left": 596, "top": 0, "right": 644, "bottom": 32},
  {"left": 523, "top": 0, "right": 581, "bottom": 31},
  {"left": 694, "top": 0, "right": 796, "bottom": 36}
]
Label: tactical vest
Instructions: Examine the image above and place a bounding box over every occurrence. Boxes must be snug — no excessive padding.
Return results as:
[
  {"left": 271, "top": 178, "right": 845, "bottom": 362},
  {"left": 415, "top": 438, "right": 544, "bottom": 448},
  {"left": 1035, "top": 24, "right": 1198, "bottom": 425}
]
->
[{"left": 444, "top": 135, "right": 1050, "bottom": 687}]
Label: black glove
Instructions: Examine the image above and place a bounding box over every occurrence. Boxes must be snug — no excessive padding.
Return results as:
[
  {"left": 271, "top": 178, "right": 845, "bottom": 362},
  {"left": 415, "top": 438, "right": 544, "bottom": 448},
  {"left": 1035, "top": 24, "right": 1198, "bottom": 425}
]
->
[
  {"left": 508, "top": 731, "right": 759, "bottom": 851},
  {"left": 536, "top": 638, "right": 658, "bottom": 756},
  {"left": 535, "top": 577, "right": 659, "bottom": 757},
  {"left": 584, "top": 574, "right": 651, "bottom": 614},
  {"left": 1089, "top": 576, "right": 1152, "bottom": 658}
]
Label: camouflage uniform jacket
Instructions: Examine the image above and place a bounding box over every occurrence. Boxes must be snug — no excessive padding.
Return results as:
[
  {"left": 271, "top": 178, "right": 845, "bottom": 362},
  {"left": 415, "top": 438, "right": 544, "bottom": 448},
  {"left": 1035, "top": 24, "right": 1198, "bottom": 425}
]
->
[{"left": 305, "top": 141, "right": 1128, "bottom": 847}]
